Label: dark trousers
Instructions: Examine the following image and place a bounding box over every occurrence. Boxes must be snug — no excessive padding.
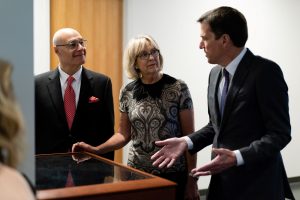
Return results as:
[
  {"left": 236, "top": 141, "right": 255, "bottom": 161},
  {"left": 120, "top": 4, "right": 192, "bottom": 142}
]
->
[{"left": 159, "top": 171, "right": 188, "bottom": 200}]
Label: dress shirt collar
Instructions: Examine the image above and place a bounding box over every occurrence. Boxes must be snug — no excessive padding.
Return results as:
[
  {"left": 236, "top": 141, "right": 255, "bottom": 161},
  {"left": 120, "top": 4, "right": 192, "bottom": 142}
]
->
[
  {"left": 58, "top": 66, "right": 82, "bottom": 83},
  {"left": 224, "top": 48, "right": 247, "bottom": 77}
]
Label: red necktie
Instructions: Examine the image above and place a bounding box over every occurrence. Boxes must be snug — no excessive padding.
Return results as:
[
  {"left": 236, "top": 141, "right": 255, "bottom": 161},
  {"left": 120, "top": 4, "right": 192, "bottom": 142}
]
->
[
  {"left": 64, "top": 76, "right": 76, "bottom": 129},
  {"left": 65, "top": 169, "right": 75, "bottom": 187}
]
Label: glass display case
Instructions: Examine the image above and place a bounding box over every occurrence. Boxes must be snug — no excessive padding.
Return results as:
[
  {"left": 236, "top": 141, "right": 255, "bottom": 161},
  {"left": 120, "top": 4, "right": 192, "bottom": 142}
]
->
[{"left": 36, "top": 152, "right": 176, "bottom": 200}]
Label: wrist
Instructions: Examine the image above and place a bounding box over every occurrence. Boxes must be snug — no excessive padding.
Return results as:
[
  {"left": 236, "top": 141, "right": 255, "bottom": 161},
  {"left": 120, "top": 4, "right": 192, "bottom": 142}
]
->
[{"left": 182, "top": 136, "right": 193, "bottom": 150}]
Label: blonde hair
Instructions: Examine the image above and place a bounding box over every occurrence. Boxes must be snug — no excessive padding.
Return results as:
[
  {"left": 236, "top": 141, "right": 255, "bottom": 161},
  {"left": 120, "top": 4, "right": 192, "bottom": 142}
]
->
[
  {"left": 123, "top": 34, "right": 164, "bottom": 79},
  {"left": 0, "top": 60, "right": 24, "bottom": 168}
]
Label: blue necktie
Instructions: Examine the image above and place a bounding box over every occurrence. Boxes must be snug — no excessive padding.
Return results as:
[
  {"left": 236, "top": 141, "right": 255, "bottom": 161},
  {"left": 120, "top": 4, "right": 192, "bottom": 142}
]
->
[{"left": 220, "top": 69, "right": 229, "bottom": 117}]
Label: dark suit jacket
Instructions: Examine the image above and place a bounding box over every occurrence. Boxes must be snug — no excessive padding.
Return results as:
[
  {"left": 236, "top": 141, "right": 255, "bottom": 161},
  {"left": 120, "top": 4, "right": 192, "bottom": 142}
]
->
[
  {"left": 189, "top": 49, "right": 294, "bottom": 200},
  {"left": 35, "top": 67, "right": 114, "bottom": 160}
]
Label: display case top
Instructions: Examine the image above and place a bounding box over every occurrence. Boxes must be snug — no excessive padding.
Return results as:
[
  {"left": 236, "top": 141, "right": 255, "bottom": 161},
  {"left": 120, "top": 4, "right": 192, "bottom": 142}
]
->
[{"left": 36, "top": 152, "right": 150, "bottom": 190}]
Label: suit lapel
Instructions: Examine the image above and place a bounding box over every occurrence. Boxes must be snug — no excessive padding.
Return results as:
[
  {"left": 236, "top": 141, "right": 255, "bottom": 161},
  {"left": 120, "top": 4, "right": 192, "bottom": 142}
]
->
[
  {"left": 47, "top": 69, "right": 67, "bottom": 123},
  {"left": 208, "top": 66, "right": 222, "bottom": 127},
  {"left": 221, "top": 50, "right": 254, "bottom": 125},
  {"left": 72, "top": 68, "right": 93, "bottom": 127}
]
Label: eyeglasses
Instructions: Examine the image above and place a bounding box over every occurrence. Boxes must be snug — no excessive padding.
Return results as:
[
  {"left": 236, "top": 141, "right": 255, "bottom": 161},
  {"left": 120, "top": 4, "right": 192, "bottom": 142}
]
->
[
  {"left": 56, "top": 39, "right": 88, "bottom": 49},
  {"left": 137, "top": 49, "right": 160, "bottom": 60}
]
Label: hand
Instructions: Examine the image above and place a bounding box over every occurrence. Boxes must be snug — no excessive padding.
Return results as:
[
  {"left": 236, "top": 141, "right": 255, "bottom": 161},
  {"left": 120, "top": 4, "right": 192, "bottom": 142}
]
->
[
  {"left": 71, "top": 153, "right": 91, "bottom": 163},
  {"left": 72, "top": 141, "right": 98, "bottom": 154},
  {"left": 190, "top": 148, "right": 236, "bottom": 177},
  {"left": 151, "top": 137, "right": 187, "bottom": 168}
]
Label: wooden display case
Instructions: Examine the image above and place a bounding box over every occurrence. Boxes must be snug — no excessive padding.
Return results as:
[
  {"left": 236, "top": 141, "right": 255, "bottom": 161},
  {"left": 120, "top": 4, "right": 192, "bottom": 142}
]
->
[{"left": 36, "top": 152, "right": 176, "bottom": 200}]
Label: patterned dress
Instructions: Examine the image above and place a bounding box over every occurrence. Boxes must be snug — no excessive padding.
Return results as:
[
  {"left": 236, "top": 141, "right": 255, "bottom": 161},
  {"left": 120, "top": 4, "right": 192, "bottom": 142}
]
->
[{"left": 119, "top": 74, "right": 193, "bottom": 175}]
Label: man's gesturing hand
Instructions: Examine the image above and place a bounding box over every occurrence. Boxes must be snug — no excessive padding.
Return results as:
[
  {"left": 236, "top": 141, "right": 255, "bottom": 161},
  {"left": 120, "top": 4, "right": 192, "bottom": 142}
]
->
[
  {"left": 190, "top": 148, "right": 237, "bottom": 177},
  {"left": 151, "top": 137, "right": 188, "bottom": 168}
]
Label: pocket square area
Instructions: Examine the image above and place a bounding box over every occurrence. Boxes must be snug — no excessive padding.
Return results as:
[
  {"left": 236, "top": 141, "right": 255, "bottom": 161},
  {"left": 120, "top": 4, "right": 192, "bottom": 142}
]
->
[{"left": 89, "top": 96, "right": 99, "bottom": 103}]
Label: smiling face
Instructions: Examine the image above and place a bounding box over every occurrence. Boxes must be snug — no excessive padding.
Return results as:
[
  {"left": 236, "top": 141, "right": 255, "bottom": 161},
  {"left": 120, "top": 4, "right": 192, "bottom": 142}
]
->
[{"left": 53, "top": 28, "right": 86, "bottom": 73}]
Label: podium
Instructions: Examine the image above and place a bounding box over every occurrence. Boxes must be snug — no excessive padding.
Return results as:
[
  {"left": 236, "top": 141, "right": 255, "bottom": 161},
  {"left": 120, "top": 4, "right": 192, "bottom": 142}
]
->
[{"left": 36, "top": 152, "right": 176, "bottom": 200}]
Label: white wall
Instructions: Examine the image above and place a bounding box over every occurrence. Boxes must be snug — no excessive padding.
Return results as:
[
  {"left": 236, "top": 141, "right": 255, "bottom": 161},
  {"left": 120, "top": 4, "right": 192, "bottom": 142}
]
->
[
  {"left": 124, "top": 0, "right": 300, "bottom": 189},
  {"left": 34, "top": 0, "right": 50, "bottom": 75},
  {"left": 35, "top": 0, "right": 300, "bottom": 190}
]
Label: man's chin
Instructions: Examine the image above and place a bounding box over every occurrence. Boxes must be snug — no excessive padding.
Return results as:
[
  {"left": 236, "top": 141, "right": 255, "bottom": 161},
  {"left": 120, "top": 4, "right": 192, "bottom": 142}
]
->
[
  {"left": 75, "top": 57, "right": 86, "bottom": 65},
  {"left": 207, "top": 59, "right": 213, "bottom": 64},
  {"left": 207, "top": 58, "right": 216, "bottom": 65}
]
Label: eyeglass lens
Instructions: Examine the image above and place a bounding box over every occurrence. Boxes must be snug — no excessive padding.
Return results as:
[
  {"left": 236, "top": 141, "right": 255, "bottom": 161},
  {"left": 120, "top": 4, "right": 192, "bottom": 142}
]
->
[
  {"left": 138, "top": 49, "right": 159, "bottom": 60},
  {"left": 68, "top": 40, "right": 87, "bottom": 49},
  {"left": 56, "top": 39, "right": 87, "bottom": 49}
]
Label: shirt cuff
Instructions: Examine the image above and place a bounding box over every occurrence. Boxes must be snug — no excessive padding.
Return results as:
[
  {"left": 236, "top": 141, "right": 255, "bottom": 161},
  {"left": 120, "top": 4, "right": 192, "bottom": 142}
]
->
[
  {"left": 183, "top": 136, "right": 193, "bottom": 150},
  {"left": 234, "top": 150, "right": 245, "bottom": 166}
]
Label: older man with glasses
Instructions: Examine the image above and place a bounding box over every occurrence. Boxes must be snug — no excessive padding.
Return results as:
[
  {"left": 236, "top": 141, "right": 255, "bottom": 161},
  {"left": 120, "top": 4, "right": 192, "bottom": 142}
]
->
[{"left": 35, "top": 28, "right": 115, "bottom": 162}]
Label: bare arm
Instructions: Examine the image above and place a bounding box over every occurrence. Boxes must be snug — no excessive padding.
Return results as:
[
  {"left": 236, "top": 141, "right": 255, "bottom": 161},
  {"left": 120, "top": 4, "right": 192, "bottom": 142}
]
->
[{"left": 72, "top": 112, "right": 131, "bottom": 154}]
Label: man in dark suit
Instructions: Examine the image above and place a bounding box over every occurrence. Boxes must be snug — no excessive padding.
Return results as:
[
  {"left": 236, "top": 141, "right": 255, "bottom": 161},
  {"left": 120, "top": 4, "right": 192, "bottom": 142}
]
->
[
  {"left": 35, "top": 28, "right": 114, "bottom": 160},
  {"left": 151, "top": 6, "right": 295, "bottom": 200}
]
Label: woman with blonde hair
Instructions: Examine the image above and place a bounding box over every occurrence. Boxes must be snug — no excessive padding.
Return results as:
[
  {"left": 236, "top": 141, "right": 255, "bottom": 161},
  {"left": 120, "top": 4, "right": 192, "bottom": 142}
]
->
[
  {"left": 73, "top": 35, "right": 199, "bottom": 200},
  {"left": 0, "top": 60, "right": 35, "bottom": 199}
]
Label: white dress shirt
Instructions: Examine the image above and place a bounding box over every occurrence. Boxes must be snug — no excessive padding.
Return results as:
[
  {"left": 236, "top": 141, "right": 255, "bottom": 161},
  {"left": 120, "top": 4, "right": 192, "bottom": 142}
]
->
[
  {"left": 184, "top": 48, "right": 248, "bottom": 166},
  {"left": 58, "top": 66, "right": 82, "bottom": 107}
]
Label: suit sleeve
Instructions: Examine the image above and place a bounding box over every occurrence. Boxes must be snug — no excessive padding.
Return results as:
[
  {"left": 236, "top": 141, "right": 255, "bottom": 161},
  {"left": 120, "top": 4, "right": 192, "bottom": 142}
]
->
[
  {"left": 188, "top": 69, "right": 217, "bottom": 154},
  {"left": 188, "top": 121, "right": 215, "bottom": 154},
  {"left": 240, "top": 60, "right": 291, "bottom": 164}
]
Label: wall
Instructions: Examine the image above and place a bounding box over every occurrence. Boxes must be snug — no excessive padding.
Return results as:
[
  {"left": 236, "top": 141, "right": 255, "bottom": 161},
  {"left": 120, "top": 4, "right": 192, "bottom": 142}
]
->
[
  {"left": 34, "top": 0, "right": 300, "bottom": 190},
  {"left": 123, "top": 0, "right": 300, "bottom": 189},
  {"left": 0, "top": 0, "right": 35, "bottom": 183},
  {"left": 34, "top": 0, "right": 50, "bottom": 75}
]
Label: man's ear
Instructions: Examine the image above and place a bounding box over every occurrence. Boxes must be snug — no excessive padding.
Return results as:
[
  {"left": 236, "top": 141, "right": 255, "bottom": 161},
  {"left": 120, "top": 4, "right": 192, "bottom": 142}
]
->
[
  {"left": 222, "top": 34, "right": 230, "bottom": 45},
  {"left": 221, "top": 34, "right": 232, "bottom": 48},
  {"left": 54, "top": 47, "right": 59, "bottom": 54}
]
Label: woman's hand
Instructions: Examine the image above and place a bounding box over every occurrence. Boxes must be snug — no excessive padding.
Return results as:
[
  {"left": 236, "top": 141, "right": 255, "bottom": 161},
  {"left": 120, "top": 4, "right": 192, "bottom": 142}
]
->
[{"left": 72, "top": 142, "right": 98, "bottom": 154}]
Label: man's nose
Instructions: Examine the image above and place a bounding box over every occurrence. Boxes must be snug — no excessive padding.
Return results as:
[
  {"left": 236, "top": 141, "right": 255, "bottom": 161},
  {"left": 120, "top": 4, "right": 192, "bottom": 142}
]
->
[{"left": 199, "top": 41, "right": 204, "bottom": 49}]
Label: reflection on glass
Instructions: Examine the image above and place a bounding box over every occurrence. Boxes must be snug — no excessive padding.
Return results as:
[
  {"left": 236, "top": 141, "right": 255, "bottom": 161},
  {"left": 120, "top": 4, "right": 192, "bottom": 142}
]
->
[
  {"left": 71, "top": 153, "right": 92, "bottom": 163},
  {"left": 36, "top": 153, "right": 150, "bottom": 190}
]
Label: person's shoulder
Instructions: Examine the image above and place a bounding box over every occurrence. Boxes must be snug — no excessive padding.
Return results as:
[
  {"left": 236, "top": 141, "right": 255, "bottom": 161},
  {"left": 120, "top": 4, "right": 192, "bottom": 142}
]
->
[
  {"left": 245, "top": 49, "right": 279, "bottom": 68},
  {"left": 163, "top": 73, "right": 177, "bottom": 83},
  {"left": 254, "top": 55, "right": 279, "bottom": 66},
  {"left": 82, "top": 67, "right": 111, "bottom": 80},
  {"left": 250, "top": 53, "right": 282, "bottom": 75},
  {"left": 243, "top": 51, "right": 284, "bottom": 79},
  {"left": 35, "top": 69, "right": 58, "bottom": 82},
  {"left": 123, "top": 79, "right": 138, "bottom": 91},
  {"left": 0, "top": 165, "right": 35, "bottom": 200},
  {"left": 164, "top": 74, "right": 187, "bottom": 87}
]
